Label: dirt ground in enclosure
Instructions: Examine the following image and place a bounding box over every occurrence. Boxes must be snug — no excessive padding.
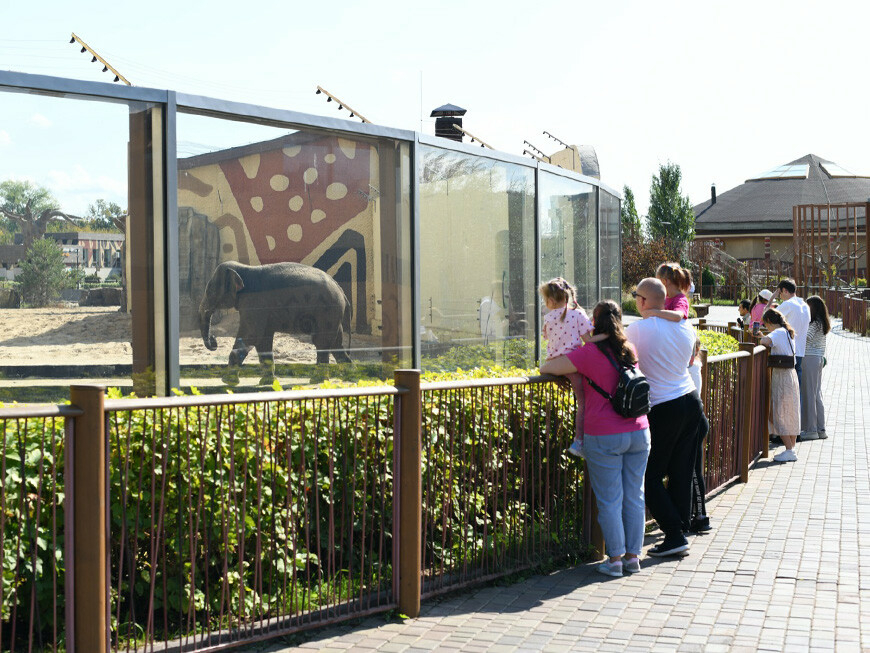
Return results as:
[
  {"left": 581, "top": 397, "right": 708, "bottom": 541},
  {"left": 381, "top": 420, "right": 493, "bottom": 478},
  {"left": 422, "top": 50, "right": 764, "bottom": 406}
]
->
[{"left": 0, "top": 305, "right": 333, "bottom": 366}]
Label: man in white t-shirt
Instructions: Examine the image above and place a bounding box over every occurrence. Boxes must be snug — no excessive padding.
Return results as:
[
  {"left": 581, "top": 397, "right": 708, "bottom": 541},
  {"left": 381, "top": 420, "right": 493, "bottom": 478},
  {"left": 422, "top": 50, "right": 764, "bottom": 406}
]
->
[
  {"left": 626, "top": 278, "right": 703, "bottom": 557},
  {"left": 772, "top": 279, "right": 811, "bottom": 434}
]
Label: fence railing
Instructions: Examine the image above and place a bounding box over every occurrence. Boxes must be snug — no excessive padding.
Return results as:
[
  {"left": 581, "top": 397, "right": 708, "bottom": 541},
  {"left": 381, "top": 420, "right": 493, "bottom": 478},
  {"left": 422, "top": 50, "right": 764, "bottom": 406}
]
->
[
  {"left": 1, "top": 405, "right": 81, "bottom": 653},
  {"left": 2, "top": 353, "right": 770, "bottom": 653},
  {"left": 419, "top": 379, "right": 582, "bottom": 599},
  {"left": 821, "top": 288, "right": 869, "bottom": 336}
]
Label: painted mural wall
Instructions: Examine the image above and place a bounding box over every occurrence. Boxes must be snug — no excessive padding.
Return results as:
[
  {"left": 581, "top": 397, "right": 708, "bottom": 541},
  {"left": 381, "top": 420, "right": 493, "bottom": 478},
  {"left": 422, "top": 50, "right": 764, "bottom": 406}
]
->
[{"left": 176, "top": 133, "right": 383, "bottom": 336}]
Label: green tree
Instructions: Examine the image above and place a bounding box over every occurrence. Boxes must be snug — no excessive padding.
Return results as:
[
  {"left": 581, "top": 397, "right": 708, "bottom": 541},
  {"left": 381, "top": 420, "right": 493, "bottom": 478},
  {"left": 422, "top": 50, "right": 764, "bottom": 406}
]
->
[
  {"left": 620, "top": 185, "right": 642, "bottom": 239},
  {"left": 0, "top": 179, "right": 80, "bottom": 249},
  {"left": 84, "top": 199, "right": 126, "bottom": 231},
  {"left": 17, "top": 238, "right": 70, "bottom": 307},
  {"left": 647, "top": 162, "right": 695, "bottom": 257}
]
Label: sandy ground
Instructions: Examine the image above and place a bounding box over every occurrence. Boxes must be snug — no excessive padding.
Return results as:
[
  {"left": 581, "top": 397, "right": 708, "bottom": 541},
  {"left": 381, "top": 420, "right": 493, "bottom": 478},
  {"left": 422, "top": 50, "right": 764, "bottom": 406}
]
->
[{"left": 0, "top": 305, "right": 322, "bottom": 367}]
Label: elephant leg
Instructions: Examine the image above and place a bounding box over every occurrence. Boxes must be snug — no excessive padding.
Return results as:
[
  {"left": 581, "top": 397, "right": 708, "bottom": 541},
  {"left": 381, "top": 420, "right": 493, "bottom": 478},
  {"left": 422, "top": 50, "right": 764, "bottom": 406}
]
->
[
  {"left": 314, "top": 329, "right": 351, "bottom": 364},
  {"left": 255, "top": 333, "right": 277, "bottom": 386},
  {"left": 332, "top": 329, "right": 352, "bottom": 363},
  {"left": 223, "top": 337, "right": 252, "bottom": 386}
]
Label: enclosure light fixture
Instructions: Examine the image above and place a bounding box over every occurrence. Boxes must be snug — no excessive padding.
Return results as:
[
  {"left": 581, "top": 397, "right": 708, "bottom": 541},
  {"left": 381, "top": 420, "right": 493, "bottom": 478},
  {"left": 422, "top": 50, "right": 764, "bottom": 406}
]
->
[
  {"left": 68, "top": 32, "right": 131, "bottom": 85},
  {"left": 314, "top": 85, "right": 371, "bottom": 123},
  {"left": 452, "top": 124, "right": 494, "bottom": 150}
]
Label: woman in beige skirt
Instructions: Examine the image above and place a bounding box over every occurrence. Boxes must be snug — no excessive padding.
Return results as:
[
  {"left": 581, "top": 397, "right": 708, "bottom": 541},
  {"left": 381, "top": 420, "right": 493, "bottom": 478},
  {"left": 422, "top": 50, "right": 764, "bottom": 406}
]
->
[{"left": 760, "top": 308, "right": 801, "bottom": 462}]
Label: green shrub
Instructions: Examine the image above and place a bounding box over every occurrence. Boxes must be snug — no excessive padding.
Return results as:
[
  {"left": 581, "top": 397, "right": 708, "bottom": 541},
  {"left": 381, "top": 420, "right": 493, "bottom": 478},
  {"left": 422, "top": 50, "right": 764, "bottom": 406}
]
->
[
  {"left": 422, "top": 339, "right": 535, "bottom": 373},
  {"left": 17, "top": 238, "right": 70, "bottom": 307},
  {"left": 621, "top": 293, "right": 639, "bottom": 316},
  {"left": 698, "top": 330, "right": 739, "bottom": 356}
]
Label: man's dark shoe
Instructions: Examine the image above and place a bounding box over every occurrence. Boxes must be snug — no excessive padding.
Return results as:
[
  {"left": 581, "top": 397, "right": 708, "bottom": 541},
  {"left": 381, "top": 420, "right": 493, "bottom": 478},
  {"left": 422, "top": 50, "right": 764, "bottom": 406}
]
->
[
  {"left": 770, "top": 435, "right": 783, "bottom": 445},
  {"left": 689, "top": 516, "right": 711, "bottom": 533},
  {"left": 648, "top": 538, "right": 689, "bottom": 557}
]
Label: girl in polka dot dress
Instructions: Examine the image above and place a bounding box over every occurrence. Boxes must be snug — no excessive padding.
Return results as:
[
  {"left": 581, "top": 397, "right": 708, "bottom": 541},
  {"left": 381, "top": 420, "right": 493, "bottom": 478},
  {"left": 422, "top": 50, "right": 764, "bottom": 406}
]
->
[{"left": 540, "top": 278, "right": 606, "bottom": 457}]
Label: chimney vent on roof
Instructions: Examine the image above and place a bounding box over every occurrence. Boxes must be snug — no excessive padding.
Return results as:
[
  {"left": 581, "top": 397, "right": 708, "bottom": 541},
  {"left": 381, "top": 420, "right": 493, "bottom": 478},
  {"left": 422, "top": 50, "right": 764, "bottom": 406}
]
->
[
  {"left": 711, "top": 183, "right": 717, "bottom": 205},
  {"left": 431, "top": 103, "right": 466, "bottom": 142}
]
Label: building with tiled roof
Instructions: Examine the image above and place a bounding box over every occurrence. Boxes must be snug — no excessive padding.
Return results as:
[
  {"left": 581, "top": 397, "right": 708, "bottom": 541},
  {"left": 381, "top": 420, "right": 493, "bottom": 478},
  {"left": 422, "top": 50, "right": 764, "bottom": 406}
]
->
[{"left": 693, "top": 154, "right": 869, "bottom": 274}]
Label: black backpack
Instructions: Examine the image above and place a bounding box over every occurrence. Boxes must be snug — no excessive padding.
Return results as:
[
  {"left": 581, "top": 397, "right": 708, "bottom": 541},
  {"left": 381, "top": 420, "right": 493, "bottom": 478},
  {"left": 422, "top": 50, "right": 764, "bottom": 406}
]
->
[{"left": 586, "top": 344, "right": 651, "bottom": 419}]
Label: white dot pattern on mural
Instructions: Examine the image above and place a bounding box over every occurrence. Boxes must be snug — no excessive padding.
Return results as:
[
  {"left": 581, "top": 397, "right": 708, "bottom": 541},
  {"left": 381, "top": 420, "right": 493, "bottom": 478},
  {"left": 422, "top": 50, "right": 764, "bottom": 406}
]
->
[{"left": 286, "top": 224, "right": 302, "bottom": 242}]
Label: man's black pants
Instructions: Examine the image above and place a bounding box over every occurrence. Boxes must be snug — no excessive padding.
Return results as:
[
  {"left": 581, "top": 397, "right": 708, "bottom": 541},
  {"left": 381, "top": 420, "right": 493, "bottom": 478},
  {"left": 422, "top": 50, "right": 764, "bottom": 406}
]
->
[
  {"left": 690, "top": 406, "right": 710, "bottom": 523},
  {"left": 645, "top": 391, "right": 704, "bottom": 540}
]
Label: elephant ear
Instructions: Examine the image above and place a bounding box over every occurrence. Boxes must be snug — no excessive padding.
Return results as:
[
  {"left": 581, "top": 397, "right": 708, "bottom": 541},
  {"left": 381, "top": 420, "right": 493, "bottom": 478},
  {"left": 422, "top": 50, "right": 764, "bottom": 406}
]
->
[{"left": 223, "top": 267, "right": 245, "bottom": 304}]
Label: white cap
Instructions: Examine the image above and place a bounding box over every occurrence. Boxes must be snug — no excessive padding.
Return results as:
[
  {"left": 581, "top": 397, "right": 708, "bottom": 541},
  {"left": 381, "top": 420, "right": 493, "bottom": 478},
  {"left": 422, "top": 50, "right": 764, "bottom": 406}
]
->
[{"left": 758, "top": 289, "right": 773, "bottom": 301}]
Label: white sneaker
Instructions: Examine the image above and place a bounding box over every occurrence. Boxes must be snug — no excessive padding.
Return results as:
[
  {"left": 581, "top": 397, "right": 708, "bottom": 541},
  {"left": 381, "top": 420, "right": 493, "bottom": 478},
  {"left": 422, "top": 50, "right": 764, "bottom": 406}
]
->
[
  {"left": 567, "top": 440, "right": 584, "bottom": 458},
  {"left": 773, "top": 449, "right": 797, "bottom": 462}
]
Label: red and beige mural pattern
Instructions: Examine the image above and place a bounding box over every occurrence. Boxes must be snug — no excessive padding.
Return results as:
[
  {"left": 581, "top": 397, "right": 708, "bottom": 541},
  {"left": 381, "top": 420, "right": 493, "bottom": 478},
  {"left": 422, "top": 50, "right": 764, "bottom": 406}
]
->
[{"left": 178, "top": 134, "right": 379, "bottom": 329}]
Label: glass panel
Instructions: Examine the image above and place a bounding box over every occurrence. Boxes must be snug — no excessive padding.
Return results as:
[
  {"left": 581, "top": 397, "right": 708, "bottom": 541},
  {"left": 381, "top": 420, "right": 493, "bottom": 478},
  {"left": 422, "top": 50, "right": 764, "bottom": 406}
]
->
[
  {"left": 176, "top": 112, "right": 412, "bottom": 390},
  {"left": 539, "top": 171, "right": 597, "bottom": 308},
  {"left": 820, "top": 162, "right": 857, "bottom": 178},
  {"left": 750, "top": 163, "right": 809, "bottom": 180},
  {"left": 599, "top": 189, "right": 621, "bottom": 302},
  {"left": 418, "top": 146, "right": 535, "bottom": 371},
  {"left": 0, "top": 90, "right": 144, "bottom": 403}
]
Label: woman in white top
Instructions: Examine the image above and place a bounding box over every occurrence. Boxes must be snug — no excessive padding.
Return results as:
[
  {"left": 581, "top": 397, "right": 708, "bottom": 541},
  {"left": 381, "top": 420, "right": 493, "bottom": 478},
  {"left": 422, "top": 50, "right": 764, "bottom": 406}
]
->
[
  {"left": 760, "top": 308, "right": 801, "bottom": 462},
  {"left": 800, "top": 296, "right": 830, "bottom": 440}
]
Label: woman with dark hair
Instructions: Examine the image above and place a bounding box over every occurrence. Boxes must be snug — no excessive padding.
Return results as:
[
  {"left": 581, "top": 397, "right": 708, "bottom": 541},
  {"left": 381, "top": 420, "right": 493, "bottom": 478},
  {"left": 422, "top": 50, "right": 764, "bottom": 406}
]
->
[
  {"left": 541, "top": 299, "right": 651, "bottom": 577},
  {"left": 760, "top": 308, "right": 801, "bottom": 462},
  {"left": 801, "top": 296, "right": 831, "bottom": 440}
]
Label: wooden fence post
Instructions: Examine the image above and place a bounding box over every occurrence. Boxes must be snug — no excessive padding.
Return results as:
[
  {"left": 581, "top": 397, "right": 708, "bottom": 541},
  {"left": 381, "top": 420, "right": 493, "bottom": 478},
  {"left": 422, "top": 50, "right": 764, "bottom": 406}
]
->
[
  {"left": 394, "top": 370, "right": 422, "bottom": 618},
  {"left": 737, "top": 344, "right": 755, "bottom": 483},
  {"left": 69, "top": 385, "right": 108, "bottom": 653}
]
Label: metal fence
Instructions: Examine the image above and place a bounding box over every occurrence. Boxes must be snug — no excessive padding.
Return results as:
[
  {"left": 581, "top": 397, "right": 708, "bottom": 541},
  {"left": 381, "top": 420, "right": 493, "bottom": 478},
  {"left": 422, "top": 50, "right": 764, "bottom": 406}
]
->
[
  {"left": 697, "top": 328, "right": 770, "bottom": 495},
  {"left": 1, "top": 406, "right": 81, "bottom": 653},
  {"left": 821, "top": 288, "right": 869, "bottom": 337},
  {"left": 2, "top": 357, "right": 771, "bottom": 652},
  {"left": 419, "top": 379, "right": 583, "bottom": 599},
  {"left": 106, "top": 390, "right": 398, "bottom": 652}
]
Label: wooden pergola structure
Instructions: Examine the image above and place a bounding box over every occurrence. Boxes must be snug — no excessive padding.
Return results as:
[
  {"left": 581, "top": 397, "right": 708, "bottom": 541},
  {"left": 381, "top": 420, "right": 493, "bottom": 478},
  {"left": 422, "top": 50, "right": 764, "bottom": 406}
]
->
[{"left": 793, "top": 202, "right": 869, "bottom": 288}]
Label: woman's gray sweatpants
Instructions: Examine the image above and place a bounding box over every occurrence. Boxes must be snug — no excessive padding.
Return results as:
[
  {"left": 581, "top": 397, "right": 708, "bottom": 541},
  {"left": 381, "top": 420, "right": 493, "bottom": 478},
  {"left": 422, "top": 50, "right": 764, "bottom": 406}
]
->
[{"left": 800, "top": 354, "right": 825, "bottom": 434}]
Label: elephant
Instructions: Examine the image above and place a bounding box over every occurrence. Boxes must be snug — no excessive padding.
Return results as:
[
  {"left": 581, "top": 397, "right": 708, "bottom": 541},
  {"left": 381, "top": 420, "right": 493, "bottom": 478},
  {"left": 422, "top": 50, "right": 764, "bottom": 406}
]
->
[{"left": 200, "top": 261, "right": 352, "bottom": 386}]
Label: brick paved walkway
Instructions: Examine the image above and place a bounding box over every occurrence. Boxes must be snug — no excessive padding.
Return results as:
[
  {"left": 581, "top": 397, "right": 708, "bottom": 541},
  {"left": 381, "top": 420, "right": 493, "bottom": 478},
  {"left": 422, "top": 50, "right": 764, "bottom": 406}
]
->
[{"left": 258, "top": 319, "right": 870, "bottom": 652}]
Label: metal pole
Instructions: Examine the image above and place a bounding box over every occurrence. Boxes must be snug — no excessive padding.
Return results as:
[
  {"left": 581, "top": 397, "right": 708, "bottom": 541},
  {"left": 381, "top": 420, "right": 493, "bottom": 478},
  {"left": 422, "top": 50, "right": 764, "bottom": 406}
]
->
[
  {"left": 69, "top": 385, "right": 109, "bottom": 653},
  {"left": 394, "top": 369, "right": 421, "bottom": 618}
]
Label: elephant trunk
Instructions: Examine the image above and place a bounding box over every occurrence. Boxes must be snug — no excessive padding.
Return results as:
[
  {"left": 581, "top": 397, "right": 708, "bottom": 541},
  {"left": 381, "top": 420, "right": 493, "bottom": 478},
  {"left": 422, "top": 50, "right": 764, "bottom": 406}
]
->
[{"left": 200, "top": 310, "right": 218, "bottom": 351}]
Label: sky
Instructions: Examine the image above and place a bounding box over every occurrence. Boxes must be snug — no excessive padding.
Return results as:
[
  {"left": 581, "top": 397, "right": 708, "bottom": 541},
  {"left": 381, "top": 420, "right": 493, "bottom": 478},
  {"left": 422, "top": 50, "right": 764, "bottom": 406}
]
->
[{"left": 2, "top": 0, "right": 870, "bottom": 216}]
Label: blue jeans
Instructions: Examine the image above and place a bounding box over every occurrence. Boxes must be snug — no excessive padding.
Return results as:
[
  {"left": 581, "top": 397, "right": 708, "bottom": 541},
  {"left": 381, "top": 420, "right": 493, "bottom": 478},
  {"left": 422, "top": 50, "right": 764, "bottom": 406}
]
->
[{"left": 583, "top": 428, "right": 651, "bottom": 558}]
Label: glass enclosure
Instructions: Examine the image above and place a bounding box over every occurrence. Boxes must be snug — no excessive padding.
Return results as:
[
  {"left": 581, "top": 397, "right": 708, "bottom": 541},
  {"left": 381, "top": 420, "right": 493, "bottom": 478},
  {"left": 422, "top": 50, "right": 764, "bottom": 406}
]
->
[
  {"left": 419, "top": 146, "right": 535, "bottom": 370},
  {"left": 0, "top": 71, "right": 621, "bottom": 400},
  {"left": 175, "top": 112, "right": 412, "bottom": 390},
  {"left": 539, "top": 171, "right": 597, "bottom": 309},
  {"left": 599, "top": 189, "right": 622, "bottom": 301},
  {"left": 0, "top": 89, "right": 159, "bottom": 401}
]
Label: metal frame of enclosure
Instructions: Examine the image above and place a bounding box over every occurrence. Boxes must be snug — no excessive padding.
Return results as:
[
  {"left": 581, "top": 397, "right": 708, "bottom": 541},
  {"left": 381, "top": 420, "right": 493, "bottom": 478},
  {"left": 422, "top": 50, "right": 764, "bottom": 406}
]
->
[{"left": 0, "top": 71, "right": 621, "bottom": 396}]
